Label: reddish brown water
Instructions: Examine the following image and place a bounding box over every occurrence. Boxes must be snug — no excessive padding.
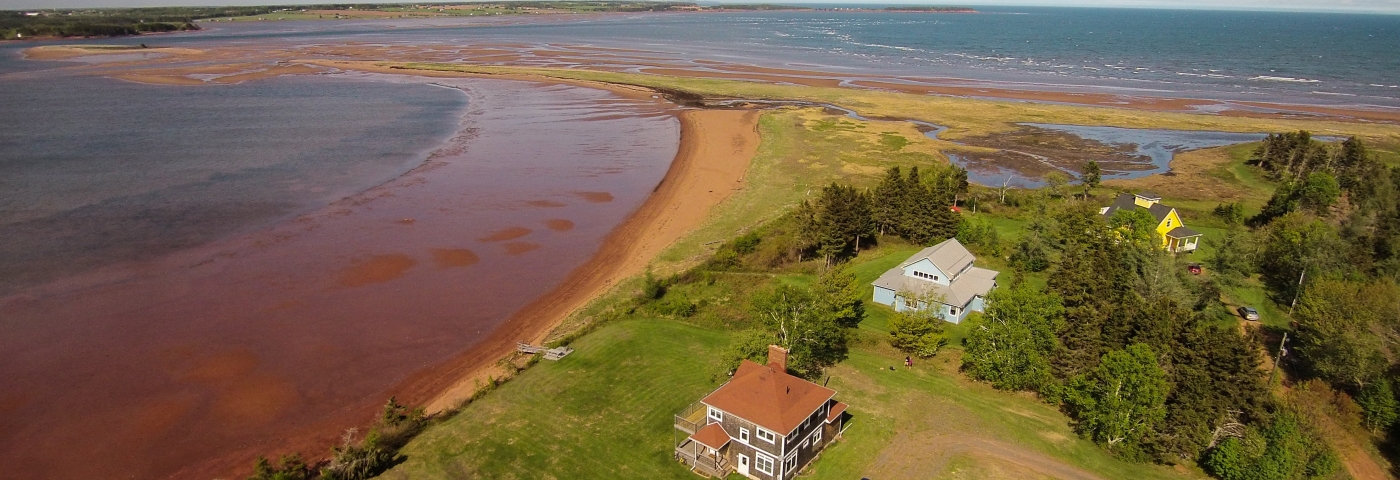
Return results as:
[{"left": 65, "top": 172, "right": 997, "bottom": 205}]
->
[{"left": 0, "top": 75, "right": 679, "bottom": 479}]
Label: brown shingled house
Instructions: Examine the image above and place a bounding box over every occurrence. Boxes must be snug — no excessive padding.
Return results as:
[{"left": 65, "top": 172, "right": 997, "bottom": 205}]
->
[{"left": 674, "top": 346, "right": 847, "bottom": 479}]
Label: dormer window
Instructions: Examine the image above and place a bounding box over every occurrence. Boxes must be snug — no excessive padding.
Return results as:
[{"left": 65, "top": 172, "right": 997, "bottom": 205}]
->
[
  {"left": 708, "top": 407, "right": 723, "bottom": 423},
  {"left": 912, "top": 271, "right": 940, "bottom": 281}
]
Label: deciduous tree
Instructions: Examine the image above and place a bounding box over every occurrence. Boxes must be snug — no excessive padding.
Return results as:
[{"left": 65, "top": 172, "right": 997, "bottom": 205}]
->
[{"left": 1064, "top": 344, "right": 1169, "bottom": 458}]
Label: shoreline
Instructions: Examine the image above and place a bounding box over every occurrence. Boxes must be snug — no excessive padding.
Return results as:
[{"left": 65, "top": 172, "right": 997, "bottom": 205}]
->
[{"left": 400, "top": 106, "right": 761, "bottom": 414}]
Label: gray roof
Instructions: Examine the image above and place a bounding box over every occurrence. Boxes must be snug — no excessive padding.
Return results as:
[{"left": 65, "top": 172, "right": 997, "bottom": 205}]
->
[
  {"left": 1137, "top": 191, "right": 1161, "bottom": 201},
  {"left": 1101, "top": 193, "right": 1137, "bottom": 217},
  {"left": 875, "top": 238, "right": 999, "bottom": 307},
  {"left": 899, "top": 238, "right": 975, "bottom": 277},
  {"left": 1101, "top": 193, "right": 1179, "bottom": 225},
  {"left": 873, "top": 266, "right": 998, "bottom": 307},
  {"left": 1147, "top": 203, "right": 1174, "bottom": 223},
  {"left": 1166, "top": 226, "right": 1202, "bottom": 238}
]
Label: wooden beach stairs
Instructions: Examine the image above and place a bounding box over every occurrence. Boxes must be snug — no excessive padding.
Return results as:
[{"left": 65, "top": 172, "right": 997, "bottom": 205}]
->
[{"left": 517, "top": 342, "right": 573, "bottom": 360}]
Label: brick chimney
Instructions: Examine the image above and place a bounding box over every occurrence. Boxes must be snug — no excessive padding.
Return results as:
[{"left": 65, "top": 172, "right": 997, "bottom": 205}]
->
[{"left": 767, "top": 345, "right": 788, "bottom": 371}]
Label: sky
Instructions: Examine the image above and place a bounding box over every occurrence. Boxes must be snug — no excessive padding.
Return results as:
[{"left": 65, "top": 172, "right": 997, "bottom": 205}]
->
[{"left": 2, "top": 0, "right": 1397, "bottom": 14}]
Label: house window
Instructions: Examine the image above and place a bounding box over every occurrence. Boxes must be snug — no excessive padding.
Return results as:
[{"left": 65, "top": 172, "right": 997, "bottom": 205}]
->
[
  {"left": 813, "top": 427, "right": 822, "bottom": 445},
  {"left": 933, "top": 276, "right": 939, "bottom": 281},
  {"left": 784, "top": 454, "right": 797, "bottom": 472},
  {"left": 740, "top": 427, "right": 750, "bottom": 443},
  {"left": 755, "top": 454, "right": 775, "bottom": 475},
  {"left": 950, "top": 307, "right": 959, "bottom": 316},
  {"left": 708, "top": 407, "right": 722, "bottom": 423},
  {"left": 757, "top": 428, "right": 776, "bottom": 443}
]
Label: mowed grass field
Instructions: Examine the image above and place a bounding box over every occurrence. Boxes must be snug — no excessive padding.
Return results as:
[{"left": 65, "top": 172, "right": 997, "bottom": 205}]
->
[{"left": 381, "top": 245, "right": 1197, "bottom": 479}]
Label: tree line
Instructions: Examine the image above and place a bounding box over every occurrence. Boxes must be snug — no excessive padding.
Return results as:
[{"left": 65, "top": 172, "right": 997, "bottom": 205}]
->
[
  {"left": 961, "top": 205, "right": 1290, "bottom": 469},
  {"left": 794, "top": 164, "right": 968, "bottom": 265}
]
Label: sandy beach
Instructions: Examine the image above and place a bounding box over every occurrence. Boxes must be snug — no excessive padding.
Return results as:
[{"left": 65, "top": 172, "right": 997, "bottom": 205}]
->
[{"left": 411, "top": 107, "right": 760, "bottom": 413}]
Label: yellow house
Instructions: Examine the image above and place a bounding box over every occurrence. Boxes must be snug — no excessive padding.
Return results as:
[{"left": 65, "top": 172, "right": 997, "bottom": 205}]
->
[{"left": 1100, "top": 192, "right": 1202, "bottom": 252}]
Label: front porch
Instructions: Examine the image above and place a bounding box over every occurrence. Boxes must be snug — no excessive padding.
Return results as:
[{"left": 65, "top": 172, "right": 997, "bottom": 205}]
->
[
  {"left": 675, "top": 437, "right": 732, "bottom": 478},
  {"left": 1165, "top": 226, "right": 1202, "bottom": 253},
  {"left": 674, "top": 402, "right": 734, "bottom": 478},
  {"left": 1167, "top": 234, "right": 1201, "bottom": 252}
]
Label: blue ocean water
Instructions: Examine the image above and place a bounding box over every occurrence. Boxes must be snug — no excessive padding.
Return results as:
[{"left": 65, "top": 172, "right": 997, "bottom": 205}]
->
[{"left": 77, "top": 6, "right": 1399, "bottom": 107}]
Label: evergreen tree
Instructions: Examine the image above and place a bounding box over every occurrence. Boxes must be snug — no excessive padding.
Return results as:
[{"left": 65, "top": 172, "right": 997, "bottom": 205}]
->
[
  {"left": 1207, "top": 227, "right": 1255, "bottom": 286},
  {"left": 1203, "top": 411, "right": 1341, "bottom": 480},
  {"left": 1154, "top": 321, "right": 1269, "bottom": 462},
  {"left": 871, "top": 166, "right": 907, "bottom": 236},
  {"left": 1081, "top": 160, "right": 1102, "bottom": 199},
  {"left": 799, "top": 183, "right": 877, "bottom": 265}
]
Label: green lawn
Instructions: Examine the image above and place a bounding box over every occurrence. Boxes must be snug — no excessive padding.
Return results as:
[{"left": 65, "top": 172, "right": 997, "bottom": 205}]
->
[
  {"left": 382, "top": 247, "right": 1201, "bottom": 480},
  {"left": 382, "top": 319, "right": 732, "bottom": 480}
]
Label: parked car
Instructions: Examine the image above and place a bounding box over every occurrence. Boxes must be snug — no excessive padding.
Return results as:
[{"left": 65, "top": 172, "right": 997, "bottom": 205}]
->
[
  {"left": 1188, "top": 263, "right": 1202, "bottom": 275},
  {"left": 1238, "top": 306, "right": 1260, "bottom": 321}
]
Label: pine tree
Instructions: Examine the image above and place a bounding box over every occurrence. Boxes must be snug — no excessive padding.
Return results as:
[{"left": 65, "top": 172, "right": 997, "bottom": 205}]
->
[
  {"left": 871, "top": 166, "right": 906, "bottom": 237},
  {"left": 1081, "top": 160, "right": 1102, "bottom": 199}
]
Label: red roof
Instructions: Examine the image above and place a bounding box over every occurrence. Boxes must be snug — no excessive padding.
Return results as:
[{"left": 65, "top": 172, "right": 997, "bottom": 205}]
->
[
  {"left": 702, "top": 360, "right": 837, "bottom": 435},
  {"left": 691, "top": 423, "right": 730, "bottom": 449},
  {"left": 826, "top": 401, "right": 847, "bottom": 423}
]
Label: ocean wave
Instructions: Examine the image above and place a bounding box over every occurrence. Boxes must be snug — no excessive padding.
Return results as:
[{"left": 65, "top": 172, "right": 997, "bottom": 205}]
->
[
  {"left": 1311, "top": 91, "right": 1355, "bottom": 96},
  {"left": 948, "top": 52, "right": 1016, "bottom": 62},
  {"left": 850, "top": 42, "right": 924, "bottom": 52},
  {"left": 1250, "top": 75, "right": 1321, "bottom": 83},
  {"left": 1177, "top": 72, "right": 1234, "bottom": 79}
]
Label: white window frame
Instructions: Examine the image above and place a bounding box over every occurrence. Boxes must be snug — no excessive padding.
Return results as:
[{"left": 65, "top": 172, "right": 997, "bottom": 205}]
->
[
  {"left": 756, "top": 427, "right": 776, "bottom": 443},
  {"left": 708, "top": 407, "right": 723, "bottom": 423},
  {"left": 755, "top": 453, "right": 775, "bottom": 475},
  {"left": 739, "top": 427, "right": 750, "bottom": 443},
  {"left": 812, "top": 427, "right": 822, "bottom": 445},
  {"left": 784, "top": 454, "right": 797, "bottom": 472}
]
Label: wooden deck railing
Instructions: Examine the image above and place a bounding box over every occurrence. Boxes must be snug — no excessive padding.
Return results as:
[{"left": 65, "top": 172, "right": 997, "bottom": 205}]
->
[{"left": 674, "top": 401, "right": 706, "bottom": 436}]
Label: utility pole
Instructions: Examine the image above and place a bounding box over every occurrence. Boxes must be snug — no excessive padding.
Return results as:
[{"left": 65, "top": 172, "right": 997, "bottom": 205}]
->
[
  {"left": 1268, "top": 332, "right": 1289, "bottom": 388},
  {"left": 1288, "top": 269, "right": 1306, "bottom": 315}
]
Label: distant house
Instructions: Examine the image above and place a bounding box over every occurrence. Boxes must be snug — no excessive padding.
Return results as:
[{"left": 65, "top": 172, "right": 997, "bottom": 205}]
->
[
  {"left": 871, "top": 238, "right": 999, "bottom": 324},
  {"left": 674, "top": 346, "right": 847, "bottom": 479},
  {"left": 1100, "top": 192, "right": 1202, "bottom": 252}
]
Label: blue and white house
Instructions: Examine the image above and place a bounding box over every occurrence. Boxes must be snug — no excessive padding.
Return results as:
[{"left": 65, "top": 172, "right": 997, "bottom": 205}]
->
[{"left": 871, "top": 238, "right": 999, "bottom": 324}]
